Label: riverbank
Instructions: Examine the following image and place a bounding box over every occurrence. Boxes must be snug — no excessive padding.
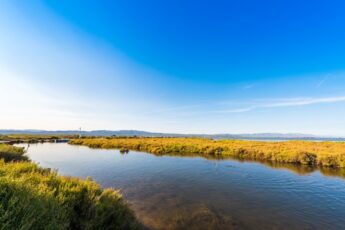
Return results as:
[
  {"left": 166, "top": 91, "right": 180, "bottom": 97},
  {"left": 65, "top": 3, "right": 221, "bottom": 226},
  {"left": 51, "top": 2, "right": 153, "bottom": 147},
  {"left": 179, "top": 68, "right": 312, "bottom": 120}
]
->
[
  {"left": 0, "top": 144, "right": 139, "bottom": 229},
  {"left": 0, "top": 134, "right": 71, "bottom": 144},
  {"left": 70, "top": 137, "right": 345, "bottom": 168}
]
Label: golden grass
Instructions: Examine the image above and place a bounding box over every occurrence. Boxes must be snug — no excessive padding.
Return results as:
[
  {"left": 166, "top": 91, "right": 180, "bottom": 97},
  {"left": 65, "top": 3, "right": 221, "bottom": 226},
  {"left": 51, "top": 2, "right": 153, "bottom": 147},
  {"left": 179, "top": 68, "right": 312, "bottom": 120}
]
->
[{"left": 70, "top": 137, "right": 345, "bottom": 168}]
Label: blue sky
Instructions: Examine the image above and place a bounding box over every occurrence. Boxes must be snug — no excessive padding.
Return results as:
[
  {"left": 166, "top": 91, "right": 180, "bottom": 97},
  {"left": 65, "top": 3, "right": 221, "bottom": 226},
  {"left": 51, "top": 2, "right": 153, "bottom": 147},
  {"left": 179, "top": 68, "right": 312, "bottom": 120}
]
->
[{"left": 1, "top": 0, "right": 345, "bottom": 135}]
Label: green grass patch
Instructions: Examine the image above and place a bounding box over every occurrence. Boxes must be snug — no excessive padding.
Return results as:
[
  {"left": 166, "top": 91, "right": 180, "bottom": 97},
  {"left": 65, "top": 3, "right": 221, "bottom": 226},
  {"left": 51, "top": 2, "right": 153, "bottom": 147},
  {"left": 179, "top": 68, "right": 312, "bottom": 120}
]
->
[{"left": 0, "top": 144, "right": 139, "bottom": 229}]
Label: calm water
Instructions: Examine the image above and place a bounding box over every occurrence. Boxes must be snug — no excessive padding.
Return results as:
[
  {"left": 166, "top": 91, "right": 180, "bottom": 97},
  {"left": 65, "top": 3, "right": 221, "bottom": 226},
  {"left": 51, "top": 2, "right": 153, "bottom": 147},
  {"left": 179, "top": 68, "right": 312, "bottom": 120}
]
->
[{"left": 17, "top": 143, "right": 345, "bottom": 230}]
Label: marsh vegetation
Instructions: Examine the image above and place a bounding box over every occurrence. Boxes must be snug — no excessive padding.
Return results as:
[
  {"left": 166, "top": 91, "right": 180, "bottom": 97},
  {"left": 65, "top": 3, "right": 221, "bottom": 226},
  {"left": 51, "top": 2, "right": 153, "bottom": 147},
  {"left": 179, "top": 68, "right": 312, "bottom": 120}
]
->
[
  {"left": 2, "top": 137, "right": 345, "bottom": 229},
  {"left": 0, "top": 144, "right": 139, "bottom": 230},
  {"left": 70, "top": 137, "right": 345, "bottom": 168},
  {"left": 0, "top": 134, "right": 73, "bottom": 144},
  {"left": 20, "top": 142, "right": 345, "bottom": 230}
]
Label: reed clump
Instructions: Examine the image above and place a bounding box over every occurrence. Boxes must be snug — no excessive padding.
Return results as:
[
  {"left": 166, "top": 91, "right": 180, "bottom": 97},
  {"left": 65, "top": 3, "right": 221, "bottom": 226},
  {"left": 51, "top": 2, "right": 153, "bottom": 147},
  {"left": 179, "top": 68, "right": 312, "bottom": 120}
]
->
[
  {"left": 70, "top": 138, "right": 345, "bottom": 168},
  {"left": 0, "top": 144, "right": 139, "bottom": 230},
  {"left": 0, "top": 144, "right": 28, "bottom": 162}
]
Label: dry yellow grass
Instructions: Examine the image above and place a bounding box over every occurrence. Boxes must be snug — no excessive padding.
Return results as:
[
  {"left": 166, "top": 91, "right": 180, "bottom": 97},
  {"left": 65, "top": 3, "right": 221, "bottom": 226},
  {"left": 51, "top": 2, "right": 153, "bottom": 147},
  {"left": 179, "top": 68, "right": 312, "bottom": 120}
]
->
[{"left": 70, "top": 137, "right": 345, "bottom": 168}]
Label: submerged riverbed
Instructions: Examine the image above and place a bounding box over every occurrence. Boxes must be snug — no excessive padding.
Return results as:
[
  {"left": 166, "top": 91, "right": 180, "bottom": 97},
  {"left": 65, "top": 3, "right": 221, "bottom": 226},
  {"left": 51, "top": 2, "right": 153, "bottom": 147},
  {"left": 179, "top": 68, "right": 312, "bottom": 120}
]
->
[{"left": 17, "top": 143, "right": 345, "bottom": 230}]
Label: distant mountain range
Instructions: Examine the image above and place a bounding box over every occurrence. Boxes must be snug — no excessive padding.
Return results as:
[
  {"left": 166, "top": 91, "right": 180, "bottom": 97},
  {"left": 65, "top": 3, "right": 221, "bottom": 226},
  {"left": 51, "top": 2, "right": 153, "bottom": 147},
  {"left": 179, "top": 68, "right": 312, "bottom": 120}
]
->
[{"left": 1, "top": 129, "right": 344, "bottom": 141}]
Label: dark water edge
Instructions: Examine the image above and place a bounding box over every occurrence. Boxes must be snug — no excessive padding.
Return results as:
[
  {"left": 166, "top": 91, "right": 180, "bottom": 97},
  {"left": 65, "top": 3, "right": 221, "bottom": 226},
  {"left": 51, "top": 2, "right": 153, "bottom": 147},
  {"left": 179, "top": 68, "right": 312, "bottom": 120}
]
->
[{"left": 17, "top": 143, "right": 345, "bottom": 230}]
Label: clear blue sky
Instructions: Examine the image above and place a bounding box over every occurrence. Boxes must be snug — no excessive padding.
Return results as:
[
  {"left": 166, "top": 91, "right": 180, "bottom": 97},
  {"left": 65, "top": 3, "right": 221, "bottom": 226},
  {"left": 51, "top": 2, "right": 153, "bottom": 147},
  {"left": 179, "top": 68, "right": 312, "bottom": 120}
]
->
[{"left": 1, "top": 0, "right": 345, "bottom": 135}]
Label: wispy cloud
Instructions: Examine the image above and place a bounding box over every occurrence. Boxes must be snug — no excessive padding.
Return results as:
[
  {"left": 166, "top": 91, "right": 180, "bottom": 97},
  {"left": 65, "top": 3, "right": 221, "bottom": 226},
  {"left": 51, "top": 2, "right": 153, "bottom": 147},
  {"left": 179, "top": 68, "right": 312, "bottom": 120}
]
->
[
  {"left": 211, "top": 107, "right": 255, "bottom": 114},
  {"left": 243, "top": 84, "right": 254, "bottom": 90},
  {"left": 316, "top": 74, "right": 331, "bottom": 88},
  {"left": 214, "top": 96, "right": 345, "bottom": 114},
  {"left": 262, "top": 96, "right": 345, "bottom": 107},
  {"left": 142, "top": 104, "right": 201, "bottom": 115},
  {"left": 140, "top": 96, "right": 345, "bottom": 116}
]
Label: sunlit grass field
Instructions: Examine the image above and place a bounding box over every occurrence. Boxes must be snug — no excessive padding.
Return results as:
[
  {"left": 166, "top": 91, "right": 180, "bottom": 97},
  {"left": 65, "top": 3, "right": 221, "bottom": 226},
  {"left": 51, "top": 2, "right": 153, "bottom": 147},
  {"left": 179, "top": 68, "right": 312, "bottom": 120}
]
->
[
  {"left": 0, "top": 144, "right": 139, "bottom": 230},
  {"left": 70, "top": 137, "right": 345, "bottom": 168}
]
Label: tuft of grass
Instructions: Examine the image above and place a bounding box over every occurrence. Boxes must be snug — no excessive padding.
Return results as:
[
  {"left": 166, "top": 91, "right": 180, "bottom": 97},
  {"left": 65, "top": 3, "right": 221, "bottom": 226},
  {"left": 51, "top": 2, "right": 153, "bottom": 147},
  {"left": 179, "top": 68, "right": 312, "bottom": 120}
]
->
[
  {"left": 0, "top": 144, "right": 28, "bottom": 162},
  {"left": 70, "top": 137, "right": 345, "bottom": 168},
  {"left": 0, "top": 144, "right": 140, "bottom": 230}
]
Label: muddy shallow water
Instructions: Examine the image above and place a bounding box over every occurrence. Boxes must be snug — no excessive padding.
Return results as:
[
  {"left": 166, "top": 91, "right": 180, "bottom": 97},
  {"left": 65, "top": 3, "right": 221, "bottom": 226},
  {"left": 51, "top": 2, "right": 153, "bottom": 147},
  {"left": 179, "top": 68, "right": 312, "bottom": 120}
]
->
[{"left": 17, "top": 143, "right": 345, "bottom": 230}]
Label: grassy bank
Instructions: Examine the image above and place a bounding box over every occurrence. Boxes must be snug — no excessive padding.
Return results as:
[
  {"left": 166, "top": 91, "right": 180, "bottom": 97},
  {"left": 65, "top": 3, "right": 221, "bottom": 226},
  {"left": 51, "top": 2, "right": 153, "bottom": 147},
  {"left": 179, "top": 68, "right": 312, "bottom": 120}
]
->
[
  {"left": 0, "top": 144, "right": 29, "bottom": 162},
  {"left": 0, "top": 134, "right": 75, "bottom": 143},
  {"left": 0, "top": 144, "right": 139, "bottom": 230},
  {"left": 70, "top": 137, "right": 345, "bottom": 168}
]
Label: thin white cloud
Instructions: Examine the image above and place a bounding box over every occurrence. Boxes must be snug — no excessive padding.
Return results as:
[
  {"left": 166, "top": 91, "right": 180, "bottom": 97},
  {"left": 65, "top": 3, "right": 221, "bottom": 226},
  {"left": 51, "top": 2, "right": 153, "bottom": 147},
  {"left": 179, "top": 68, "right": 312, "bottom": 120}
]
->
[
  {"left": 214, "top": 96, "right": 345, "bottom": 114},
  {"left": 142, "top": 104, "right": 201, "bottom": 115},
  {"left": 243, "top": 84, "right": 254, "bottom": 90},
  {"left": 316, "top": 74, "right": 331, "bottom": 88},
  {"left": 211, "top": 107, "right": 255, "bottom": 114},
  {"left": 263, "top": 96, "right": 345, "bottom": 108}
]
